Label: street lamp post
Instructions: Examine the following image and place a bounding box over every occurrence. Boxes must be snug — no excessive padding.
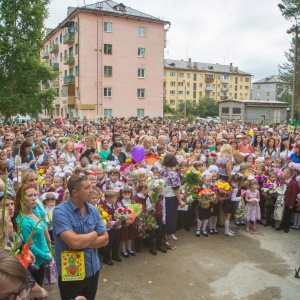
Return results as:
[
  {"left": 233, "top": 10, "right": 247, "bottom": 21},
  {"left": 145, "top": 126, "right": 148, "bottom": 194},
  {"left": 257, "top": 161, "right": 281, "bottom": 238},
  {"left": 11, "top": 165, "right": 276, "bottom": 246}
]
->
[
  {"left": 278, "top": 3, "right": 298, "bottom": 125},
  {"left": 183, "top": 80, "right": 187, "bottom": 118}
]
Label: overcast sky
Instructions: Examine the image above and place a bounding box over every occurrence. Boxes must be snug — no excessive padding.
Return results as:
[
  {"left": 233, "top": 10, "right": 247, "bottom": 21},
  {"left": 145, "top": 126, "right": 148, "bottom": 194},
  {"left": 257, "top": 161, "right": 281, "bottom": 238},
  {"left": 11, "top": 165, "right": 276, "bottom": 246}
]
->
[{"left": 45, "top": 0, "right": 293, "bottom": 82}]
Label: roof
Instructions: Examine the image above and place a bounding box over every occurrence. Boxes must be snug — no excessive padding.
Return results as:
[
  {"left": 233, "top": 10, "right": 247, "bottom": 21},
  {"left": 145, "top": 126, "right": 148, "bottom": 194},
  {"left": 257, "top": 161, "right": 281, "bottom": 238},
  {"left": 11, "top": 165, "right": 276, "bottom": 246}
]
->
[
  {"left": 253, "top": 75, "right": 283, "bottom": 84},
  {"left": 164, "top": 59, "right": 252, "bottom": 76},
  {"left": 219, "top": 99, "right": 288, "bottom": 106}
]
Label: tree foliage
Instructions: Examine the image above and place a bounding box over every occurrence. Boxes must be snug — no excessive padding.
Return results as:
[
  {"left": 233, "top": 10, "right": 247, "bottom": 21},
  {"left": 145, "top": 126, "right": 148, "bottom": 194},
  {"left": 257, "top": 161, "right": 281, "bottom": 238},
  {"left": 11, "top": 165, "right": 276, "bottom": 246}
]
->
[
  {"left": 163, "top": 104, "right": 175, "bottom": 115},
  {"left": 177, "top": 97, "right": 218, "bottom": 118},
  {"left": 278, "top": 0, "right": 300, "bottom": 119},
  {"left": 0, "top": 0, "right": 56, "bottom": 118}
]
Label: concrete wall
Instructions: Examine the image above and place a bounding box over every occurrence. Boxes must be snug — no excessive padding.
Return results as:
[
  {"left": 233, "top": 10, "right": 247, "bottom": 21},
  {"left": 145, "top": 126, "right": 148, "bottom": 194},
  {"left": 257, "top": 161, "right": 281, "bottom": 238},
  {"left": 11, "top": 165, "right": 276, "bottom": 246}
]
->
[{"left": 252, "top": 83, "right": 277, "bottom": 101}]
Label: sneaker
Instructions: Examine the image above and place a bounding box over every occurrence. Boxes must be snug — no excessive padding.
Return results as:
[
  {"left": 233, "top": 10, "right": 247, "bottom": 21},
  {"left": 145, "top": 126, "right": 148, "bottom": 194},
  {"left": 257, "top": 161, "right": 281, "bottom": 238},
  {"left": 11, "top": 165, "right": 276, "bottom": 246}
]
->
[
  {"left": 224, "top": 231, "right": 235, "bottom": 237},
  {"left": 235, "top": 221, "right": 241, "bottom": 226},
  {"left": 172, "top": 234, "right": 178, "bottom": 240},
  {"left": 229, "top": 229, "right": 235, "bottom": 234}
]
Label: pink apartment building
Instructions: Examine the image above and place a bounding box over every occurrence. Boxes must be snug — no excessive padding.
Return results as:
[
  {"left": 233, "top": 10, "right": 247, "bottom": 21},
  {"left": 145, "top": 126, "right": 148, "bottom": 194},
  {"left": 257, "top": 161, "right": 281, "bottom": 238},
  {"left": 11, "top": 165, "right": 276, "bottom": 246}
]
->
[{"left": 42, "top": 1, "right": 170, "bottom": 119}]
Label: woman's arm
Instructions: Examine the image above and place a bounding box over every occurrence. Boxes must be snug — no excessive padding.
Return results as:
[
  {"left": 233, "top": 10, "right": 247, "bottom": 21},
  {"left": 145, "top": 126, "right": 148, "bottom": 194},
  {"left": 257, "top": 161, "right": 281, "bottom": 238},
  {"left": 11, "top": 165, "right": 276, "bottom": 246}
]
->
[{"left": 225, "top": 159, "right": 232, "bottom": 180}]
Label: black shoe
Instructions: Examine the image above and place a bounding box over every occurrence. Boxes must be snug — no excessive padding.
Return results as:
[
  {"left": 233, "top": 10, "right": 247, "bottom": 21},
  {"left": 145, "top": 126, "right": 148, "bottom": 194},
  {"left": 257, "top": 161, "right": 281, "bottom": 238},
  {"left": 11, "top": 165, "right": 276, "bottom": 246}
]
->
[
  {"left": 121, "top": 252, "right": 130, "bottom": 258},
  {"left": 195, "top": 230, "right": 200, "bottom": 237},
  {"left": 264, "top": 222, "right": 271, "bottom": 227},
  {"left": 103, "top": 259, "right": 114, "bottom": 265},
  {"left": 112, "top": 256, "right": 122, "bottom": 262},
  {"left": 276, "top": 226, "right": 284, "bottom": 231},
  {"left": 213, "top": 229, "right": 218, "bottom": 235},
  {"left": 284, "top": 228, "right": 289, "bottom": 233},
  {"left": 257, "top": 220, "right": 263, "bottom": 225},
  {"left": 209, "top": 229, "right": 214, "bottom": 235},
  {"left": 128, "top": 250, "right": 136, "bottom": 256},
  {"left": 157, "top": 246, "right": 167, "bottom": 253},
  {"left": 202, "top": 231, "right": 208, "bottom": 237},
  {"left": 149, "top": 249, "right": 157, "bottom": 256}
]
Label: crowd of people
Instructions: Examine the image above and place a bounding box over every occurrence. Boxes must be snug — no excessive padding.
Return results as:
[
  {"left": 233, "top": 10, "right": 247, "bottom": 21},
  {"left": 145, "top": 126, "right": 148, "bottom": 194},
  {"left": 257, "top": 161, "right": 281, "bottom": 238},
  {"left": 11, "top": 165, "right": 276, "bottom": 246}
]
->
[{"left": 0, "top": 116, "right": 299, "bottom": 300}]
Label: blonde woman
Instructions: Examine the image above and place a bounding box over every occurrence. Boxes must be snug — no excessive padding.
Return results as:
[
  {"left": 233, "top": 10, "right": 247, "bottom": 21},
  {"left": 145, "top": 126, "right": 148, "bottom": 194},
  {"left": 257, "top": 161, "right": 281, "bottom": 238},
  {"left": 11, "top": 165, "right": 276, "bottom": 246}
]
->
[
  {"left": 216, "top": 144, "right": 233, "bottom": 181},
  {"left": 81, "top": 135, "right": 96, "bottom": 156},
  {"left": 60, "top": 141, "right": 77, "bottom": 166}
]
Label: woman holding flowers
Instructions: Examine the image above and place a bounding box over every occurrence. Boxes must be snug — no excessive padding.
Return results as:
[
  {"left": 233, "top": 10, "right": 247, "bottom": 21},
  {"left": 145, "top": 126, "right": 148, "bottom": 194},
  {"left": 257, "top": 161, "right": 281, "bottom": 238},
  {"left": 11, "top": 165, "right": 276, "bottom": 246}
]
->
[
  {"left": 15, "top": 185, "right": 52, "bottom": 286},
  {"left": 161, "top": 153, "right": 185, "bottom": 250}
]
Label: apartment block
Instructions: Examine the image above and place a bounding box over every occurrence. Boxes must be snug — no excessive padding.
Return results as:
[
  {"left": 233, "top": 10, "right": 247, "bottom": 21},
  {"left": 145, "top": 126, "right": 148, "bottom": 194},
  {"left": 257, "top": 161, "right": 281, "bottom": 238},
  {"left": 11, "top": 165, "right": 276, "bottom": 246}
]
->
[
  {"left": 251, "top": 75, "right": 285, "bottom": 101},
  {"left": 41, "top": 1, "right": 170, "bottom": 119},
  {"left": 164, "top": 59, "right": 252, "bottom": 110}
]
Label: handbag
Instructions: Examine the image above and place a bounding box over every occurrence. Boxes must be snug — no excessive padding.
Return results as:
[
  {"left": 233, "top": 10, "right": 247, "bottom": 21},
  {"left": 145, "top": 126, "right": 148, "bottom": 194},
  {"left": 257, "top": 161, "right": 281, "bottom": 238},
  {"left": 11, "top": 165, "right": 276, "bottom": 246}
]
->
[
  {"left": 43, "top": 259, "right": 58, "bottom": 285},
  {"left": 61, "top": 250, "right": 85, "bottom": 281}
]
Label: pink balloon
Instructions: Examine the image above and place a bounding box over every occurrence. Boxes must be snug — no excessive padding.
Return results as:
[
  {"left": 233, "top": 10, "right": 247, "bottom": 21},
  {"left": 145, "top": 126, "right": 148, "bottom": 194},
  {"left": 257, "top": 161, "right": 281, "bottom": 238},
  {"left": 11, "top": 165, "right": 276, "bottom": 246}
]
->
[{"left": 132, "top": 146, "right": 145, "bottom": 163}]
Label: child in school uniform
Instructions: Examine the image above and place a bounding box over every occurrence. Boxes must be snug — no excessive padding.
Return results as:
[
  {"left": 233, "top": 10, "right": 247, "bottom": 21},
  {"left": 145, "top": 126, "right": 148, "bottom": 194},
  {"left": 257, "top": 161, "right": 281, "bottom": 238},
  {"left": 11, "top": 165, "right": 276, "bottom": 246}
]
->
[{"left": 101, "top": 190, "right": 122, "bottom": 265}]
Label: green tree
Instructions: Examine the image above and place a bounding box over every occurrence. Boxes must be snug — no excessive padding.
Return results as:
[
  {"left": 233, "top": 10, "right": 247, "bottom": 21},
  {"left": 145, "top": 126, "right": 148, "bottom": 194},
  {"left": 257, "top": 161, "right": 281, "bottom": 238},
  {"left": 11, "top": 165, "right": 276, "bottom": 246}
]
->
[
  {"left": 278, "top": 0, "right": 300, "bottom": 120},
  {"left": 196, "top": 97, "right": 218, "bottom": 117},
  {"left": 163, "top": 104, "right": 175, "bottom": 115},
  {"left": 0, "top": 0, "right": 56, "bottom": 118}
]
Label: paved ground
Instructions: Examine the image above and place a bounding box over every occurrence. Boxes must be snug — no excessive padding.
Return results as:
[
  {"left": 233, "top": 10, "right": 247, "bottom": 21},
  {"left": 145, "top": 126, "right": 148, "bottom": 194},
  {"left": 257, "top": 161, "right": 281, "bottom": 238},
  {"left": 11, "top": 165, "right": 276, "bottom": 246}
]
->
[{"left": 45, "top": 224, "right": 300, "bottom": 300}]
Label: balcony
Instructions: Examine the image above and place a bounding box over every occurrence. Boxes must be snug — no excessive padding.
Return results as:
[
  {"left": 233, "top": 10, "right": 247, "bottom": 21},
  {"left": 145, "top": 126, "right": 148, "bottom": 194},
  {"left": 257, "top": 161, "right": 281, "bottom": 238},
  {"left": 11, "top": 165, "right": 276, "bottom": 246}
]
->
[
  {"left": 220, "top": 77, "right": 230, "bottom": 84},
  {"left": 68, "top": 96, "right": 76, "bottom": 106},
  {"left": 54, "top": 98, "right": 60, "bottom": 105},
  {"left": 63, "top": 32, "right": 75, "bottom": 44},
  {"left": 205, "top": 75, "right": 214, "bottom": 83},
  {"left": 50, "top": 43, "right": 59, "bottom": 54},
  {"left": 41, "top": 51, "right": 49, "bottom": 59},
  {"left": 63, "top": 55, "right": 75, "bottom": 65},
  {"left": 63, "top": 75, "right": 75, "bottom": 85},
  {"left": 53, "top": 78, "right": 59, "bottom": 87},
  {"left": 205, "top": 86, "right": 213, "bottom": 91},
  {"left": 221, "top": 88, "right": 228, "bottom": 92},
  {"left": 52, "top": 62, "right": 59, "bottom": 71}
]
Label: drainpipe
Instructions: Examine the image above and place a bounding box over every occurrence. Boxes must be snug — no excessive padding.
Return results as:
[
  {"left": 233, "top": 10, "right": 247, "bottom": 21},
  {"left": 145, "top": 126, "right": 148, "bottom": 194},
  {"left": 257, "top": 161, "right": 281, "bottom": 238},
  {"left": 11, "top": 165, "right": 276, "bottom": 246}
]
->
[{"left": 97, "top": 14, "right": 99, "bottom": 115}]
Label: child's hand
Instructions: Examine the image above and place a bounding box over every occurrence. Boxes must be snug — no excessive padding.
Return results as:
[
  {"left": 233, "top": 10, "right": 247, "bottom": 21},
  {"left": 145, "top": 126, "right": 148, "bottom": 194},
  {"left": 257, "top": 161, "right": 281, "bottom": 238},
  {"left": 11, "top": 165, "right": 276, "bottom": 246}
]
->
[
  {"left": 152, "top": 203, "right": 156, "bottom": 208},
  {"left": 115, "top": 220, "right": 121, "bottom": 226}
]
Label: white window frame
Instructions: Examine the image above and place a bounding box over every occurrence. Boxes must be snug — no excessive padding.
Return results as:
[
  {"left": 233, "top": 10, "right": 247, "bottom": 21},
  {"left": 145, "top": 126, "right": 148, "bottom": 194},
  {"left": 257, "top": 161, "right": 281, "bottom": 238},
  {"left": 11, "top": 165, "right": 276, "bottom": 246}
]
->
[
  {"left": 138, "top": 68, "right": 145, "bottom": 78},
  {"left": 104, "top": 66, "right": 112, "bottom": 77},
  {"left": 138, "top": 27, "right": 146, "bottom": 37},
  {"left": 104, "top": 109, "right": 112, "bottom": 117},
  {"left": 170, "top": 72, "right": 176, "bottom": 77},
  {"left": 137, "top": 109, "right": 145, "bottom": 117},
  {"left": 104, "top": 87, "right": 112, "bottom": 97},
  {"left": 137, "top": 88, "right": 145, "bottom": 98},
  {"left": 170, "top": 90, "right": 175, "bottom": 95},
  {"left": 104, "top": 22, "right": 112, "bottom": 33},
  {"left": 138, "top": 47, "right": 145, "bottom": 57}
]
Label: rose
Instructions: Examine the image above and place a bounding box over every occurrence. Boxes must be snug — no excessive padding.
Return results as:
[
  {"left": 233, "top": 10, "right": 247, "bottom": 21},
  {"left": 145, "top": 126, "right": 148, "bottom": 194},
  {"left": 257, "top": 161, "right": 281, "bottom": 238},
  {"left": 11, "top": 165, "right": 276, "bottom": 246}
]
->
[{"left": 118, "top": 208, "right": 123, "bottom": 213}]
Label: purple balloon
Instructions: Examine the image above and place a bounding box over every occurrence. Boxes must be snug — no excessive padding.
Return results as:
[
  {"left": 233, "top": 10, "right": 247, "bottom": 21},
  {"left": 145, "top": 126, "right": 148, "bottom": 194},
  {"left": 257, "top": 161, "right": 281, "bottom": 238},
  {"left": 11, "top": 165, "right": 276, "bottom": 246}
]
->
[{"left": 132, "top": 146, "right": 145, "bottom": 163}]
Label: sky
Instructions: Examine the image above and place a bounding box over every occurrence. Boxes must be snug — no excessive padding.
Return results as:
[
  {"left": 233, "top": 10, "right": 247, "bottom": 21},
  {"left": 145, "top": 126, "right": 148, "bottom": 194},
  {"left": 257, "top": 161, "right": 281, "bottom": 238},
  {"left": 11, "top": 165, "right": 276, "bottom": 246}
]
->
[{"left": 45, "top": 0, "right": 294, "bottom": 82}]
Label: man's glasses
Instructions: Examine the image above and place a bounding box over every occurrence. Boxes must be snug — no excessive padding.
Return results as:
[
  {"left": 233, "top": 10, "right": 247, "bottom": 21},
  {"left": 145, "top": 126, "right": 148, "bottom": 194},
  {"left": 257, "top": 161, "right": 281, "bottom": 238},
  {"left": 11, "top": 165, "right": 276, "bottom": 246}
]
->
[
  {"left": 5, "top": 139, "right": 12, "bottom": 141},
  {"left": 26, "top": 135, "right": 33, "bottom": 138},
  {"left": 0, "top": 282, "right": 34, "bottom": 300}
]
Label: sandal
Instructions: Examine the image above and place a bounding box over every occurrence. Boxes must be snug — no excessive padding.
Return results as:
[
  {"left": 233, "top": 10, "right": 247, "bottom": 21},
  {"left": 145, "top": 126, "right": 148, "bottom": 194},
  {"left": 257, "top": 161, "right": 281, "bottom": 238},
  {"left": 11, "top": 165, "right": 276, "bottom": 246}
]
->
[
  {"left": 253, "top": 227, "right": 257, "bottom": 232},
  {"left": 166, "top": 242, "right": 177, "bottom": 250},
  {"left": 245, "top": 227, "right": 250, "bottom": 232}
]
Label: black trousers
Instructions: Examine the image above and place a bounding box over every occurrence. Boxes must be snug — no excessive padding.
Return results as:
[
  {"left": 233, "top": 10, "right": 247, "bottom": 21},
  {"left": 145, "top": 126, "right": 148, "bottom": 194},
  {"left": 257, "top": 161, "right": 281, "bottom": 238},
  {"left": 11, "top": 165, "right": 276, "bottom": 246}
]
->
[
  {"left": 265, "top": 204, "right": 275, "bottom": 223},
  {"left": 102, "top": 229, "right": 120, "bottom": 260},
  {"left": 58, "top": 271, "right": 100, "bottom": 300},
  {"left": 34, "top": 263, "right": 45, "bottom": 287},
  {"left": 281, "top": 206, "right": 293, "bottom": 230},
  {"left": 155, "top": 216, "right": 164, "bottom": 248}
]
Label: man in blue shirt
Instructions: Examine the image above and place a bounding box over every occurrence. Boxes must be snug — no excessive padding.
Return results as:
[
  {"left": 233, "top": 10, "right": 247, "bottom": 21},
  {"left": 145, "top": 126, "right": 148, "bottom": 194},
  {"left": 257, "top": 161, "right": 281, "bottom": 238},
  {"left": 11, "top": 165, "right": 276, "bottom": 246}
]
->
[{"left": 53, "top": 174, "right": 108, "bottom": 300}]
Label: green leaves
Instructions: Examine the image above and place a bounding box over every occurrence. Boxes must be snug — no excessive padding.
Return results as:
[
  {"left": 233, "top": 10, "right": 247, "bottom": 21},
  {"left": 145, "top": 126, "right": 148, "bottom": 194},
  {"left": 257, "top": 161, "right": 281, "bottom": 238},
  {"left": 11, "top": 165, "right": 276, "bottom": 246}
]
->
[{"left": 0, "top": 0, "right": 55, "bottom": 118}]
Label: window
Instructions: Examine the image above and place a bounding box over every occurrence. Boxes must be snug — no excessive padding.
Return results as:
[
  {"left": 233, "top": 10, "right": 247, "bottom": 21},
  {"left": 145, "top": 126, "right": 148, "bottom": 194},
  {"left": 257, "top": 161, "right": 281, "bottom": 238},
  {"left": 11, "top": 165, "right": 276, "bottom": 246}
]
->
[
  {"left": 138, "top": 68, "right": 145, "bottom": 78},
  {"left": 193, "top": 91, "right": 196, "bottom": 99},
  {"left": 245, "top": 93, "right": 248, "bottom": 97},
  {"left": 199, "top": 74, "right": 203, "bottom": 79},
  {"left": 267, "top": 92, "right": 270, "bottom": 96},
  {"left": 170, "top": 81, "right": 176, "bottom": 86},
  {"left": 178, "top": 91, "right": 184, "bottom": 95},
  {"left": 178, "top": 82, "right": 184, "bottom": 87},
  {"left": 232, "top": 108, "right": 241, "bottom": 114},
  {"left": 60, "top": 34, "right": 62, "bottom": 44},
  {"left": 193, "top": 74, "right": 197, "bottom": 81},
  {"left": 75, "top": 87, "right": 79, "bottom": 97},
  {"left": 199, "top": 83, "right": 202, "bottom": 88},
  {"left": 193, "top": 83, "right": 197, "bottom": 90},
  {"left": 223, "top": 75, "right": 230, "bottom": 80},
  {"left": 199, "top": 91, "right": 203, "bottom": 97},
  {"left": 60, "top": 53, "right": 62, "bottom": 62},
  {"left": 74, "top": 22, "right": 78, "bottom": 32},
  {"left": 75, "top": 66, "right": 79, "bottom": 76},
  {"left": 104, "top": 44, "right": 112, "bottom": 54},
  {"left": 245, "top": 78, "right": 250, "bottom": 82},
  {"left": 104, "top": 88, "right": 112, "bottom": 97},
  {"left": 258, "top": 85, "right": 260, "bottom": 89},
  {"left": 187, "top": 82, "right": 190, "bottom": 87},
  {"left": 104, "top": 109, "right": 112, "bottom": 117},
  {"left": 179, "top": 73, "right": 184, "bottom": 77},
  {"left": 187, "top": 91, "right": 190, "bottom": 95},
  {"left": 235, "top": 77, "right": 238, "bottom": 84},
  {"left": 240, "top": 77, "right": 243, "bottom": 82},
  {"left": 229, "top": 85, "right": 232, "bottom": 89},
  {"left": 234, "top": 93, "right": 237, "bottom": 99},
  {"left": 170, "top": 100, "right": 175, "bottom": 104},
  {"left": 75, "top": 43, "right": 78, "bottom": 54},
  {"left": 164, "top": 71, "right": 166, "bottom": 77},
  {"left": 187, "top": 73, "right": 190, "bottom": 78},
  {"left": 104, "top": 66, "right": 112, "bottom": 77},
  {"left": 245, "top": 86, "right": 249, "bottom": 90},
  {"left": 170, "top": 90, "right": 176, "bottom": 95},
  {"left": 104, "top": 22, "right": 112, "bottom": 32},
  {"left": 138, "top": 27, "right": 146, "bottom": 37},
  {"left": 178, "top": 100, "right": 183, "bottom": 104},
  {"left": 138, "top": 47, "right": 145, "bottom": 57},
  {"left": 137, "top": 109, "right": 145, "bottom": 117},
  {"left": 137, "top": 88, "right": 145, "bottom": 98},
  {"left": 240, "top": 86, "right": 243, "bottom": 89},
  {"left": 217, "top": 84, "right": 220, "bottom": 88},
  {"left": 222, "top": 107, "right": 229, "bottom": 113},
  {"left": 170, "top": 72, "right": 176, "bottom": 77}
]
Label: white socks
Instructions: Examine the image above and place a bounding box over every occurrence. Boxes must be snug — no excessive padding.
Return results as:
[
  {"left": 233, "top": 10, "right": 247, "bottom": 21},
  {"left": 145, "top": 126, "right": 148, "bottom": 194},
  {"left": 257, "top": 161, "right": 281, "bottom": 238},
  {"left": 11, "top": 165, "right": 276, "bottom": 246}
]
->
[
  {"left": 126, "top": 240, "right": 132, "bottom": 251},
  {"left": 197, "top": 219, "right": 208, "bottom": 232},
  {"left": 225, "top": 220, "right": 230, "bottom": 232},
  {"left": 293, "top": 213, "right": 300, "bottom": 227}
]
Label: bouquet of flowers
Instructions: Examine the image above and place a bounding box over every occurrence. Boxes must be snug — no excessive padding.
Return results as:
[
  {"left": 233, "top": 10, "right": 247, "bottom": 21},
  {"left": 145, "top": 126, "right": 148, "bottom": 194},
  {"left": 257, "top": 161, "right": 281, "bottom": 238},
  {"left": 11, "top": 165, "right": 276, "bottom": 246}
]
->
[
  {"left": 97, "top": 204, "right": 112, "bottom": 229},
  {"left": 114, "top": 207, "right": 132, "bottom": 221},
  {"left": 198, "top": 188, "right": 217, "bottom": 209},
  {"left": 235, "top": 204, "right": 247, "bottom": 219},
  {"left": 46, "top": 212, "right": 53, "bottom": 228},
  {"left": 261, "top": 182, "right": 277, "bottom": 206},
  {"left": 183, "top": 168, "right": 201, "bottom": 192},
  {"left": 111, "top": 181, "right": 124, "bottom": 193},
  {"left": 205, "top": 152, "right": 218, "bottom": 168},
  {"left": 146, "top": 176, "right": 164, "bottom": 203},
  {"left": 273, "top": 184, "right": 287, "bottom": 221},
  {"left": 254, "top": 175, "right": 267, "bottom": 185},
  {"left": 133, "top": 211, "right": 157, "bottom": 239},
  {"left": 180, "top": 186, "right": 193, "bottom": 204},
  {"left": 213, "top": 180, "right": 233, "bottom": 199},
  {"left": 128, "top": 169, "right": 138, "bottom": 183}
]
